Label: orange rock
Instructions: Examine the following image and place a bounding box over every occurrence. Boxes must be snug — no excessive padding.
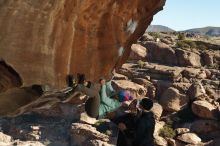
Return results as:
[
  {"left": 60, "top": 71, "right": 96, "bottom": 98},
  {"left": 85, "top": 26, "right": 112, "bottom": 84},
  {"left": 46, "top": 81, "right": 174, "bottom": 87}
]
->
[{"left": 0, "top": 0, "right": 165, "bottom": 89}]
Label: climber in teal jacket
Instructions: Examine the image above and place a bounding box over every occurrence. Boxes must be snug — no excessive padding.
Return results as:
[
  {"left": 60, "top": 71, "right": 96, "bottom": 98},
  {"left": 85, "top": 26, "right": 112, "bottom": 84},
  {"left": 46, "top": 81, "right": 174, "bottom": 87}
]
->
[
  {"left": 73, "top": 74, "right": 129, "bottom": 119},
  {"left": 98, "top": 80, "right": 122, "bottom": 118}
]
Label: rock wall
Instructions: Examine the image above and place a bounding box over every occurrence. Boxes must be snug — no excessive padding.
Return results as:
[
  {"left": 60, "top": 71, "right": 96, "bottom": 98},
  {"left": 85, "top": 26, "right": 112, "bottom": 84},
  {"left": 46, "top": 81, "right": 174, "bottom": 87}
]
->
[{"left": 0, "top": 0, "right": 165, "bottom": 89}]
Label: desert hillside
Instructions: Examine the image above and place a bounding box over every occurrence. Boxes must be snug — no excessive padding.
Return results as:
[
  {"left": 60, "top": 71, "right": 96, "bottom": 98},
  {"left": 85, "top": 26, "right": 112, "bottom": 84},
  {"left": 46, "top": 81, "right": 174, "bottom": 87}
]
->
[
  {"left": 184, "top": 27, "right": 220, "bottom": 36},
  {"left": 146, "top": 25, "right": 175, "bottom": 32}
]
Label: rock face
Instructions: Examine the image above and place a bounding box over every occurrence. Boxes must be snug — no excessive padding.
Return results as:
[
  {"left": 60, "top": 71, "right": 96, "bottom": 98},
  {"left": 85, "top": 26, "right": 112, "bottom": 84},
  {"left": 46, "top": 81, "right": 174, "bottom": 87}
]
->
[
  {"left": 151, "top": 102, "right": 163, "bottom": 120},
  {"left": 0, "top": 0, "right": 165, "bottom": 89},
  {"left": 129, "top": 44, "right": 147, "bottom": 60},
  {"left": 187, "top": 81, "right": 206, "bottom": 100},
  {"left": 0, "top": 61, "right": 22, "bottom": 93},
  {"left": 144, "top": 42, "right": 178, "bottom": 65},
  {"left": 159, "top": 87, "right": 189, "bottom": 112},
  {"left": 192, "top": 100, "right": 216, "bottom": 119},
  {"left": 112, "top": 80, "right": 147, "bottom": 98},
  {"left": 176, "top": 49, "right": 202, "bottom": 67},
  {"left": 71, "top": 122, "right": 117, "bottom": 146},
  {"left": 0, "top": 132, "right": 12, "bottom": 143}
]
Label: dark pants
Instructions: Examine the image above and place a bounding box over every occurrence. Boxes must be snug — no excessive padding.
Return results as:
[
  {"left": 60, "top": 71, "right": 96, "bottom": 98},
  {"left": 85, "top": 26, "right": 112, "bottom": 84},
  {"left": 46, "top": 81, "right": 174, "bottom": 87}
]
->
[
  {"left": 114, "top": 113, "right": 137, "bottom": 146},
  {"left": 75, "top": 83, "right": 101, "bottom": 118}
]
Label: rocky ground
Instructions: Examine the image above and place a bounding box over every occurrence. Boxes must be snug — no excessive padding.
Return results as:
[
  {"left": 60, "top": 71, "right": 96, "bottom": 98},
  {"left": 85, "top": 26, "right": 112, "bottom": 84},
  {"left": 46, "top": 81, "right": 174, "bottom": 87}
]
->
[
  {"left": 112, "top": 32, "right": 220, "bottom": 146},
  {"left": 0, "top": 90, "right": 119, "bottom": 146},
  {"left": 0, "top": 32, "right": 219, "bottom": 146}
]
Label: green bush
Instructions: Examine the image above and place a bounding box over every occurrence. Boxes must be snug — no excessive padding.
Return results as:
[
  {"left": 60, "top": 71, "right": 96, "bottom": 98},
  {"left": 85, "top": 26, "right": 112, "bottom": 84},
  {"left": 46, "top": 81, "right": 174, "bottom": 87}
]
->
[
  {"left": 176, "top": 40, "right": 197, "bottom": 49},
  {"left": 185, "top": 40, "right": 197, "bottom": 48},
  {"left": 176, "top": 41, "right": 190, "bottom": 48},
  {"left": 137, "top": 60, "right": 145, "bottom": 68},
  {"left": 148, "top": 32, "right": 160, "bottom": 40},
  {"left": 207, "top": 63, "right": 219, "bottom": 69},
  {"left": 159, "top": 123, "right": 176, "bottom": 139},
  {"left": 178, "top": 33, "right": 185, "bottom": 40},
  {"left": 198, "top": 44, "right": 208, "bottom": 50}
]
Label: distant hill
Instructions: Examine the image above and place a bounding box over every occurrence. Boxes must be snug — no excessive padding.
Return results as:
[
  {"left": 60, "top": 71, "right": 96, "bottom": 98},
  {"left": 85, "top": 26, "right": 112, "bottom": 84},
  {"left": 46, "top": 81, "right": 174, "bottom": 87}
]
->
[
  {"left": 184, "top": 26, "right": 220, "bottom": 36},
  {"left": 146, "top": 25, "right": 175, "bottom": 32}
]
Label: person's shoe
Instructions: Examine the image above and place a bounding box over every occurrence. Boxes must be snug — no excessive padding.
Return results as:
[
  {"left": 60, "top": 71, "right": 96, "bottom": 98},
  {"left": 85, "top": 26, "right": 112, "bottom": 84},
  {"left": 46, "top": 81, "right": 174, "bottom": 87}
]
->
[{"left": 67, "top": 75, "right": 77, "bottom": 88}]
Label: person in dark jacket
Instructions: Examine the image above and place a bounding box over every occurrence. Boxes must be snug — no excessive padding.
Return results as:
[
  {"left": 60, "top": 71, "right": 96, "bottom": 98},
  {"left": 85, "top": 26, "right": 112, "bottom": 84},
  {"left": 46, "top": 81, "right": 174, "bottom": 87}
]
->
[
  {"left": 117, "top": 98, "right": 155, "bottom": 146},
  {"left": 133, "top": 98, "right": 155, "bottom": 146},
  {"left": 114, "top": 99, "right": 140, "bottom": 146}
]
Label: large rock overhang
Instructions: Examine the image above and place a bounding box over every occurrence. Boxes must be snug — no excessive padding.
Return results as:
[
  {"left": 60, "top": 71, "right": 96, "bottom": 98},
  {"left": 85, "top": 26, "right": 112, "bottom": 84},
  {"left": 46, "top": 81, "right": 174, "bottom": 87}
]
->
[{"left": 0, "top": 0, "right": 166, "bottom": 89}]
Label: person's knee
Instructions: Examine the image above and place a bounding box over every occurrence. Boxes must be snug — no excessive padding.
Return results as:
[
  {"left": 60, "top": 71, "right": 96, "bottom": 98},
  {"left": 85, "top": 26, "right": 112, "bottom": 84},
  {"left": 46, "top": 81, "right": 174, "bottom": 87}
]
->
[{"left": 85, "top": 98, "right": 99, "bottom": 118}]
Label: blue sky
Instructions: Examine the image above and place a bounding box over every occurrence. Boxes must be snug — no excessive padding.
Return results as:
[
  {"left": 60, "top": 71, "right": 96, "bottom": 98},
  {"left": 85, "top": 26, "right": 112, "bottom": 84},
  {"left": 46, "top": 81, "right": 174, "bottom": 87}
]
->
[{"left": 151, "top": 0, "right": 220, "bottom": 31}]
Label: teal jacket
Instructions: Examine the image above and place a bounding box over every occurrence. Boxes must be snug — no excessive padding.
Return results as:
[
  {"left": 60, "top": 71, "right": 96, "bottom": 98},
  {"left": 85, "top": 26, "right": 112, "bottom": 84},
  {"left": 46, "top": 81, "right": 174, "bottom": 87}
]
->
[{"left": 98, "top": 81, "right": 122, "bottom": 118}]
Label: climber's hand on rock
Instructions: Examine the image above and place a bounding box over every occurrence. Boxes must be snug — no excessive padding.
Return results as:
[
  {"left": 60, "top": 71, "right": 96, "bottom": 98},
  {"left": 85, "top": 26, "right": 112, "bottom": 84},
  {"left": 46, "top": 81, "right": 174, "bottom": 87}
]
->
[{"left": 100, "top": 79, "right": 106, "bottom": 85}]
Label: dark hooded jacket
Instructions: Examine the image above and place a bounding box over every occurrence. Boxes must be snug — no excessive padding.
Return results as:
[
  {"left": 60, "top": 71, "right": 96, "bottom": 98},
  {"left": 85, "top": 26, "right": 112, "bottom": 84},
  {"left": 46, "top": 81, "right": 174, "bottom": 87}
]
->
[{"left": 132, "top": 111, "right": 155, "bottom": 146}]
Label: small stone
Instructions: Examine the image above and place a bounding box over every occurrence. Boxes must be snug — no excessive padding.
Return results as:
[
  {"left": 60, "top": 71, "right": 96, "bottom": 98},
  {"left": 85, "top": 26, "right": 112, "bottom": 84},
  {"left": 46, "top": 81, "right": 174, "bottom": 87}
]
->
[
  {"left": 154, "top": 136, "right": 168, "bottom": 146},
  {"left": 177, "top": 133, "right": 201, "bottom": 145},
  {"left": 0, "top": 132, "right": 12, "bottom": 143},
  {"left": 176, "top": 128, "right": 190, "bottom": 135}
]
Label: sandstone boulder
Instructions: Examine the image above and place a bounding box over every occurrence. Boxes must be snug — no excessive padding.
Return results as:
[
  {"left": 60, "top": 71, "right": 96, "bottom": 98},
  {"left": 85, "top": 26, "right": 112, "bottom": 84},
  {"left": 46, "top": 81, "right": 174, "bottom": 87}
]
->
[
  {"left": 153, "top": 80, "right": 191, "bottom": 98},
  {"left": 160, "top": 38, "right": 173, "bottom": 45},
  {"left": 192, "top": 100, "right": 216, "bottom": 119},
  {"left": 131, "top": 78, "right": 156, "bottom": 99},
  {"left": 176, "top": 49, "right": 202, "bottom": 67},
  {"left": 159, "top": 87, "right": 189, "bottom": 112},
  {"left": 7, "top": 91, "right": 86, "bottom": 119},
  {"left": 177, "top": 133, "right": 201, "bottom": 145},
  {"left": 112, "top": 73, "right": 128, "bottom": 80},
  {"left": 0, "top": 132, "right": 12, "bottom": 143},
  {"left": 176, "top": 128, "right": 190, "bottom": 135},
  {"left": 80, "top": 112, "right": 98, "bottom": 125},
  {"left": 172, "top": 82, "right": 191, "bottom": 93},
  {"left": 153, "top": 80, "right": 173, "bottom": 98},
  {"left": 143, "top": 42, "right": 178, "bottom": 65},
  {"left": 71, "top": 122, "right": 117, "bottom": 146},
  {"left": 167, "top": 138, "right": 185, "bottom": 146},
  {"left": 112, "top": 80, "right": 146, "bottom": 99},
  {"left": 12, "top": 141, "right": 45, "bottom": 146},
  {"left": 202, "top": 52, "right": 214, "bottom": 66},
  {"left": 154, "top": 121, "right": 165, "bottom": 136},
  {"left": 0, "top": 134, "right": 44, "bottom": 146},
  {"left": 154, "top": 136, "right": 168, "bottom": 146},
  {"left": 143, "top": 63, "right": 183, "bottom": 82},
  {"left": 131, "top": 78, "right": 153, "bottom": 87},
  {"left": 183, "top": 68, "right": 207, "bottom": 80},
  {"left": 151, "top": 102, "right": 163, "bottom": 120},
  {"left": 129, "top": 44, "right": 147, "bottom": 60},
  {"left": 187, "top": 82, "right": 206, "bottom": 100}
]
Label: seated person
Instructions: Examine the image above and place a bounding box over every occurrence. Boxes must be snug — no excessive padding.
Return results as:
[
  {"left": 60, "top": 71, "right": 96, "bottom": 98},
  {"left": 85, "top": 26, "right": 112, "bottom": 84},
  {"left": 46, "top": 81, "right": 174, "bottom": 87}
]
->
[
  {"left": 113, "top": 99, "right": 140, "bottom": 146},
  {"left": 117, "top": 98, "right": 155, "bottom": 146}
]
